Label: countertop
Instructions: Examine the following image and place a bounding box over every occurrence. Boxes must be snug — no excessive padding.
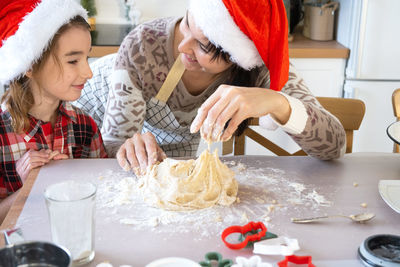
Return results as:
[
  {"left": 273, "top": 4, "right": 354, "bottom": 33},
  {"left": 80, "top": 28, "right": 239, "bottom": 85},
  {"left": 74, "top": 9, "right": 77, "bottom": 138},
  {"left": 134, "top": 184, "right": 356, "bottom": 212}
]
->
[
  {"left": 2, "top": 153, "right": 399, "bottom": 266},
  {"left": 89, "top": 24, "right": 349, "bottom": 59}
]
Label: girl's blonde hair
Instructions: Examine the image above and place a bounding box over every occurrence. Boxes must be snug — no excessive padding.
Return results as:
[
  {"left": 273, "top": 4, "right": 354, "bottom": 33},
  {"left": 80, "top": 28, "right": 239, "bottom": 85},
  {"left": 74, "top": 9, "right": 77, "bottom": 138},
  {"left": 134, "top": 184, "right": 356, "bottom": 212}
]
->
[{"left": 1, "top": 16, "right": 90, "bottom": 133}]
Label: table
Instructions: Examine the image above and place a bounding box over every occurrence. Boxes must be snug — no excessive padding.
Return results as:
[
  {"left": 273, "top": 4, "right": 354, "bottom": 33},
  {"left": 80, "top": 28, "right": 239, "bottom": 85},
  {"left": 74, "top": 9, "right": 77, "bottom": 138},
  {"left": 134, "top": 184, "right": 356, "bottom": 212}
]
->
[
  {"left": 387, "top": 121, "right": 400, "bottom": 145},
  {"left": 1, "top": 153, "right": 400, "bottom": 267}
]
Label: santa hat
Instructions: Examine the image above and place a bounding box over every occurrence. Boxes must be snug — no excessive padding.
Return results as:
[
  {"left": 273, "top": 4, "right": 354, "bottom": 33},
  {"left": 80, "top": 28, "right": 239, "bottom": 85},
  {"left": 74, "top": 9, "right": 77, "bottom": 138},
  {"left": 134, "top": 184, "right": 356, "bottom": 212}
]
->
[
  {"left": 189, "top": 0, "right": 289, "bottom": 91},
  {"left": 0, "top": 0, "right": 87, "bottom": 85}
]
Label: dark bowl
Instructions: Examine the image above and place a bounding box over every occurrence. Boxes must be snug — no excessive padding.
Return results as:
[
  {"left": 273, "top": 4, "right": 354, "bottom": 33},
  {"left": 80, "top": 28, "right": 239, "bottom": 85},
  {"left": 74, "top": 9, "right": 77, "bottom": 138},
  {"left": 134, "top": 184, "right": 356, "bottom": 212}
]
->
[{"left": 0, "top": 241, "right": 71, "bottom": 267}]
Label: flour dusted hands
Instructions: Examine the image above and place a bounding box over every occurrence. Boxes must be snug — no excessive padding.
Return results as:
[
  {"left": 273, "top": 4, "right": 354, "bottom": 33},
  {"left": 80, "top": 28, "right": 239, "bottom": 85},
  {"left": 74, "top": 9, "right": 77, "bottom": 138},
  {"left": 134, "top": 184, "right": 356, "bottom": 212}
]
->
[
  {"left": 190, "top": 85, "right": 292, "bottom": 142},
  {"left": 117, "top": 132, "right": 167, "bottom": 175},
  {"left": 16, "top": 149, "right": 68, "bottom": 182}
]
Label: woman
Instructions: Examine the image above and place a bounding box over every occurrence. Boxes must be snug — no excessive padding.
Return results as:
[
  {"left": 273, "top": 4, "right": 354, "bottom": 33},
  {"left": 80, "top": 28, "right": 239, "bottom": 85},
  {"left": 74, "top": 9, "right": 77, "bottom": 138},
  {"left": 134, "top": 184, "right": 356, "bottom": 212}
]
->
[{"left": 76, "top": 0, "right": 346, "bottom": 174}]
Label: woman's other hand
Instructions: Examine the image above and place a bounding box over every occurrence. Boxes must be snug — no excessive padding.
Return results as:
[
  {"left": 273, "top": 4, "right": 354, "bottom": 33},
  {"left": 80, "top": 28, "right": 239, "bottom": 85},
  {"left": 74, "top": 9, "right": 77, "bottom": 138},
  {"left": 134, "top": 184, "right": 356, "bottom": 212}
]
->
[
  {"left": 190, "top": 85, "right": 291, "bottom": 142},
  {"left": 116, "top": 132, "right": 167, "bottom": 175},
  {"left": 16, "top": 149, "right": 51, "bottom": 183}
]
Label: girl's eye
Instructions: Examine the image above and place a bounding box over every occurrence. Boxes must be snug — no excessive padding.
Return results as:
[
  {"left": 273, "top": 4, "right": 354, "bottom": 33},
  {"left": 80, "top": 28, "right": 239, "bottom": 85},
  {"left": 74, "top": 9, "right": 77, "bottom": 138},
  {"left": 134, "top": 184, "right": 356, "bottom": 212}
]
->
[{"left": 68, "top": 60, "right": 78, "bottom": 64}]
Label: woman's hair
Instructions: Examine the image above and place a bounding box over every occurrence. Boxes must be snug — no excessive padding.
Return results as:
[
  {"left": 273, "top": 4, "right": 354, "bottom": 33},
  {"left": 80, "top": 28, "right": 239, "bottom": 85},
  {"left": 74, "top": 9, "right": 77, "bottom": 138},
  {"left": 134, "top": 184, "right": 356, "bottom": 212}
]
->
[
  {"left": 1, "top": 16, "right": 90, "bottom": 133},
  {"left": 206, "top": 41, "right": 261, "bottom": 136}
]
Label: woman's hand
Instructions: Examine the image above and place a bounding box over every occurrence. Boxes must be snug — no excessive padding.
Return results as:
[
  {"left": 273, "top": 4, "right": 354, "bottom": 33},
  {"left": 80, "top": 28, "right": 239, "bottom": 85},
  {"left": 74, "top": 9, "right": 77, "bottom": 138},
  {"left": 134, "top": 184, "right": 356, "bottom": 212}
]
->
[
  {"left": 190, "top": 85, "right": 291, "bottom": 142},
  {"left": 16, "top": 149, "right": 51, "bottom": 183},
  {"left": 116, "top": 132, "right": 167, "bottom": 175}
]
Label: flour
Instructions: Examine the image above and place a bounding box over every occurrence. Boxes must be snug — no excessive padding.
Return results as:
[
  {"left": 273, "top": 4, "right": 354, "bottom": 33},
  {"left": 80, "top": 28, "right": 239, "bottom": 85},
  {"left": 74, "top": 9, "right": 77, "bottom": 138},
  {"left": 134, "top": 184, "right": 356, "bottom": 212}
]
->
[{"left": 93, "top": 159, "right": 333, "bottom": 239}]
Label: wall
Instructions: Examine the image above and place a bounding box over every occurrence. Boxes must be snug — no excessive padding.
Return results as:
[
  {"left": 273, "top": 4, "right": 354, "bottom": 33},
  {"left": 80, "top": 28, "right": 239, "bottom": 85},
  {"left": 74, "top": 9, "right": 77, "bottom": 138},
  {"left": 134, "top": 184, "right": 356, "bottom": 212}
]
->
[{"left": 94, "top": 0, "right": 188, "bottom": 24}]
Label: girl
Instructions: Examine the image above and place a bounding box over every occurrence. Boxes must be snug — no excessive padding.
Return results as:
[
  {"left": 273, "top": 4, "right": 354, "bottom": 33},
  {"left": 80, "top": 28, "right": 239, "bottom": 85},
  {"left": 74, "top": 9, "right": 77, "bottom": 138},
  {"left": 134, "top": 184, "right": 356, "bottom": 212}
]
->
[
  {"left": 0, "top": 0, "right": 107, "bottom": 221},
  {"left": 75, "top": 0, "right": 346, "bottom": 174}
]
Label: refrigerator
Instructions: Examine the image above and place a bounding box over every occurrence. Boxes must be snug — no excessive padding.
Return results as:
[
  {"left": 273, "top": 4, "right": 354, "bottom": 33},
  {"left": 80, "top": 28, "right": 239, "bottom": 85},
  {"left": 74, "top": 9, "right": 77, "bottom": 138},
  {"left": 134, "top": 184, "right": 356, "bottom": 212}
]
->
[{"left": 336, "top": 0, "right": 400, "bottom": 152}]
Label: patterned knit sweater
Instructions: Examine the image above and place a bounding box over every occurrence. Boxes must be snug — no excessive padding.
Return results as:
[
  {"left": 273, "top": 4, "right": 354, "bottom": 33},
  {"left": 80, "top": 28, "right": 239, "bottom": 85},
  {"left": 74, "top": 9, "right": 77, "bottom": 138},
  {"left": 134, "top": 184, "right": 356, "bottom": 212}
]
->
[{"left": 76, "top": 17, "right": 346, "bottom": 160}]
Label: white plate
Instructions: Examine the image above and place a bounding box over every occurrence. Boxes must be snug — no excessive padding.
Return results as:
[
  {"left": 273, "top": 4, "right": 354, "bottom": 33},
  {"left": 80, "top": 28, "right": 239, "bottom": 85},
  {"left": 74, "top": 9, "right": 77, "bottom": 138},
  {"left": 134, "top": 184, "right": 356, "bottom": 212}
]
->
[
  {"left": 379, "top": 180, "right": 400, "bottom": 213},
  {"left": 145, "top": 257, "right": 200, "bottom": 267}
]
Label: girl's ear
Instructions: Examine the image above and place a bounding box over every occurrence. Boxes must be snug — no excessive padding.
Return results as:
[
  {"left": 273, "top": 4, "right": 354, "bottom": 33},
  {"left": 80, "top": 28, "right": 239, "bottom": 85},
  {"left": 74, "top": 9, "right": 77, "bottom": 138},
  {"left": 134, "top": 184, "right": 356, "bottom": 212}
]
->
[{"left": 25, "top": 69, "right": 33, "bottom": 78}]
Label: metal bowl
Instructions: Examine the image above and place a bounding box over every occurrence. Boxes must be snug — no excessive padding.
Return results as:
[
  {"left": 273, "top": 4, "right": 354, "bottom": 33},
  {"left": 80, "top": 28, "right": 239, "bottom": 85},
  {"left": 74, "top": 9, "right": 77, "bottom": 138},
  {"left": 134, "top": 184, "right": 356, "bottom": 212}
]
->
[{"left": 0, "top": 241, "right": 71, "bottom": 267}]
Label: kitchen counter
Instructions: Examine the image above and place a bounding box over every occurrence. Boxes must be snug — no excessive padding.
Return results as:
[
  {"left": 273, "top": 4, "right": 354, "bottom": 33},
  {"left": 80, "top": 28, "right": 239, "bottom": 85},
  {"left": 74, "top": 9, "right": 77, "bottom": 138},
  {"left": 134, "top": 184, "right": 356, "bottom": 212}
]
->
[
  {"left": 89, "top": 24, "right": 350, "bottom": 59},
  {"left": 1, "top": 153, "right": 399, "bottom": 266}
]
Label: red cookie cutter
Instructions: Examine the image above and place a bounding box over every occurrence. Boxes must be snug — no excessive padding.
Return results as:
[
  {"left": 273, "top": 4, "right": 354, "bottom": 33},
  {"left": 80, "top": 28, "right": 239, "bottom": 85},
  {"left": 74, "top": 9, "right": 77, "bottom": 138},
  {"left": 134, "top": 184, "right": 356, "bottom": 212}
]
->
[
  {"left": 221, "top": 221, "right": 267, "bottom": 250},
  {"left": 278, "top": 255, "right": 315, "bottom": 267}
]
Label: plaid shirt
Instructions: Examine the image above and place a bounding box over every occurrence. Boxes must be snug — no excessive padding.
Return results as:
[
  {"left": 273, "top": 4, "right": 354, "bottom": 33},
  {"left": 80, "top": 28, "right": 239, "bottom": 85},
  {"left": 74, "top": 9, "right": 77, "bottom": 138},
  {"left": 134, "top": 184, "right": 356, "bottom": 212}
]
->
[{"left": 0, "top": 101, "right": 107, "bottom": 198}]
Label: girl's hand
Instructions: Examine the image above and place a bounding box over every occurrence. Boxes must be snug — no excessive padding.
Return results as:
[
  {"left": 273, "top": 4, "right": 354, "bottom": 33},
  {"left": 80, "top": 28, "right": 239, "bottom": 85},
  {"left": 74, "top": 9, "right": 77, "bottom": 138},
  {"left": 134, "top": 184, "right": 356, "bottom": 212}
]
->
[
  {"left": 16, "top": 149, "right": 51, "bottom": 183},
  {"left": 190, "top": 85, "right": 291, "bottom": 142},
  {"left": 48, "top": 150, "right": 69, "bottom": 160},
  {"left": 117, "top": 132, "right": 167, "bottom": 175}
]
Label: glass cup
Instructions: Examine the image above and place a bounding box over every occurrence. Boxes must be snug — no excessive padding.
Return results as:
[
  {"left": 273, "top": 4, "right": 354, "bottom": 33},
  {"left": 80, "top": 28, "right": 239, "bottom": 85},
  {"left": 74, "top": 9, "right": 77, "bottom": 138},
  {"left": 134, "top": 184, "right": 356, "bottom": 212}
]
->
[{"left": 44, "top": 180, "right": 96, "bottom": 266}]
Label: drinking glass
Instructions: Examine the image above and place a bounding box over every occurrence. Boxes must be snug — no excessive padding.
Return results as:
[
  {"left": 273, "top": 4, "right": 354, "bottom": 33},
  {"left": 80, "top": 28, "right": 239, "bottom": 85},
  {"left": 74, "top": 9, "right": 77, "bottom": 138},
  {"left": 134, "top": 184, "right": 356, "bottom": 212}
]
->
[{"left": 44, "top": 180, "right": 96, "bottom": 266}]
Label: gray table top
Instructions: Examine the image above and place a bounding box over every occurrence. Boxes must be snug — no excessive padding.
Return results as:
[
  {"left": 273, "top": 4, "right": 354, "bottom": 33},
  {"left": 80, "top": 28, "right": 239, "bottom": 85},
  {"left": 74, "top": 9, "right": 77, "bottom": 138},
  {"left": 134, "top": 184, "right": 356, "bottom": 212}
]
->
[{"left": 14, "top": 153, "right": 400, "bottom": 267}]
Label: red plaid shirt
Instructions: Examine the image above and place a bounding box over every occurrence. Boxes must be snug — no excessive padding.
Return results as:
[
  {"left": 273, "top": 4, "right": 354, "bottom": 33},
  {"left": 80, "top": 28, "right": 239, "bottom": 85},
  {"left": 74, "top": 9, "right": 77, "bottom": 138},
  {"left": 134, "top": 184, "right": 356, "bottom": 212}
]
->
[{"left": 0, "top": 101, "right": 108, "bottom": 198}]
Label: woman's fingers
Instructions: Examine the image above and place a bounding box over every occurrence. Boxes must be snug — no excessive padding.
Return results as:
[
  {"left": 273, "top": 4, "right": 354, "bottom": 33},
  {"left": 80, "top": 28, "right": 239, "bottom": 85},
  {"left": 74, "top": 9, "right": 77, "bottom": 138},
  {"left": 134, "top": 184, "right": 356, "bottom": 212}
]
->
[
  {"left": 117, "top": 133, "right": 165, "bottom": 175},
  {"left": 132, "top": 133, "right": 149, "bottom": 174},
  {"left": 142, "top": 132, "right": 161, "bottom": 167},
  {"left": 190, "top": 87, "right": 223, "bottom": 134},
  {"left": 118, "top": 138, "right": 140, "bottom": 174}
]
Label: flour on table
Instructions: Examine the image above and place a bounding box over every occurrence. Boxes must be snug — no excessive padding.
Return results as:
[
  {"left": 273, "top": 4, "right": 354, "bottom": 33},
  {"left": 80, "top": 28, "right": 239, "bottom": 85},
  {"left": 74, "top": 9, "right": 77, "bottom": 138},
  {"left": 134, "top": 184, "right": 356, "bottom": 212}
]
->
[
  {"left": 137, "top": 149, "right": 238, "bottom": 211},
  {"left": 93, "top": 158, "right": 334, "bottom": 238}
]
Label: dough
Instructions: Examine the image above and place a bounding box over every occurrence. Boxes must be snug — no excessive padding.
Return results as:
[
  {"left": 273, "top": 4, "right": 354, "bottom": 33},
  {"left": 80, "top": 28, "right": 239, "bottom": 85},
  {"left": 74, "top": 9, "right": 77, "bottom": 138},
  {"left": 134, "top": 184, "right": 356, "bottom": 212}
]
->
[{"left": 138, "top": 149, "right": 238, "bottom": 211}]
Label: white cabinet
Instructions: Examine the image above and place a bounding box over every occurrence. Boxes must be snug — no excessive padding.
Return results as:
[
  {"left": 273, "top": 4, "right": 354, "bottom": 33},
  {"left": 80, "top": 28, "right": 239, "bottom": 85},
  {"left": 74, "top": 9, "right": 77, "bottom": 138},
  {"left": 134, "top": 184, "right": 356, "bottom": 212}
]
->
[{"left": 290, "top": 58, "right": 346, "bottom": 97}]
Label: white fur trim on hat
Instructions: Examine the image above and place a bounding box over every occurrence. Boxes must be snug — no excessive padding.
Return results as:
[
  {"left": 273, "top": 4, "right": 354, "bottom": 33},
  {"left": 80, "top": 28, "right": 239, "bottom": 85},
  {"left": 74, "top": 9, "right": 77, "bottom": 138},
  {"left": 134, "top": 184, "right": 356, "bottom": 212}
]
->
[
  {"left": 189, "top": 0, "right": 263, "bottom": 70},
  {"left": 0, "top": 0, "right": 87, "bottom": 84}
]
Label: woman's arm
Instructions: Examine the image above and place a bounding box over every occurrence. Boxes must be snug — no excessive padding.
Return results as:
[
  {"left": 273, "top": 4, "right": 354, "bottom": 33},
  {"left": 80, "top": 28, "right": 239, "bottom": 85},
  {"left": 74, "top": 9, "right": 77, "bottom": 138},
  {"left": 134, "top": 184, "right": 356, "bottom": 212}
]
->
[{"left": 262, "top": 65, "right": 346, "bottom": 160}]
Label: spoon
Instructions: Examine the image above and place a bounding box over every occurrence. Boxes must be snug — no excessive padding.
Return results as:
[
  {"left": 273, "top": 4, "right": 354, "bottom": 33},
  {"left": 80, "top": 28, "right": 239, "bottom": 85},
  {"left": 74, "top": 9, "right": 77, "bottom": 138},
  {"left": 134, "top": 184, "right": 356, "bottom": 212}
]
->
[{"left": 291, "top": 212, "right": 375, "bottom": 224}]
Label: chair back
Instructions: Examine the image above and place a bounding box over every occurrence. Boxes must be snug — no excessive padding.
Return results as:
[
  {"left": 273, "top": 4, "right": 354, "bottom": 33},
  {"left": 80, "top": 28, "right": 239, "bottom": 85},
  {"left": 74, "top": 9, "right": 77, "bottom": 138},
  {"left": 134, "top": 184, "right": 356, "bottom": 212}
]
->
[
  {"left": 391, "top": 88, "right": 400, "bottom": 152},
  {"left": 222, "top": 97, "right": 366, "bottom": 156}
]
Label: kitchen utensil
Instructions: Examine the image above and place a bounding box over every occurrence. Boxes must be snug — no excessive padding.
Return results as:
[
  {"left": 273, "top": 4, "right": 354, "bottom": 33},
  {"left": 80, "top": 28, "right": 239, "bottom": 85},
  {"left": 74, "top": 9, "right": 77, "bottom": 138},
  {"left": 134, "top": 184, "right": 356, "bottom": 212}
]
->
[
  {"left": 199, "top": 252, "right": 233, "bottom": 267},
  {"left": 358, "top": 234, "right": 400, "bottom": 266},
  {"left": 291, "top": 212, "right": 375, "bottom": 223},
  {"left": 303, "top": 1, "right": 339, "bottom": 41},
  {"left": 379, "top": 179, "right": 400, "bottom": 213},
  {"left": 146, "top": 257, "right": 201, "bottom": 267},
  {"left": 278, "top": 255, "right": 315, "bottom": 267},
  {"left": 0, "top": 230, "right": 71, "bottom": 267},
  {"left": 221, "top": 221, "right": 267, "bottom": 250}
]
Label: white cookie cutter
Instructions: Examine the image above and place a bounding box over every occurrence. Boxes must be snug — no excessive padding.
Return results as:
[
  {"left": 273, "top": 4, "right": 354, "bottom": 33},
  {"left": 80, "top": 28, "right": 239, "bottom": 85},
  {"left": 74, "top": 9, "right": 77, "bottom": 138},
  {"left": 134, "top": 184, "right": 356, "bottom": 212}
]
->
[
  {"left": 253, "top": 236, "right": 300, "bottom": 256},
  {"left": 232, "top": 255, "right": 272, "bottom": 267}
]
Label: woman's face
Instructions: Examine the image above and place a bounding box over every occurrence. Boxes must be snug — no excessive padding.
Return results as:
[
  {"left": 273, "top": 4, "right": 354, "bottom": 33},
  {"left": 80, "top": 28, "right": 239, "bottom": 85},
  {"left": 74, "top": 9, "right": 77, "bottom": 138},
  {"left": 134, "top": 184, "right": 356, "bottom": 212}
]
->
[
  {"left": 178, "top": 12, "right": 233, "bottom": 74},
  {"left": 31, "top": 26, "right": 93, "bottom": 103}
]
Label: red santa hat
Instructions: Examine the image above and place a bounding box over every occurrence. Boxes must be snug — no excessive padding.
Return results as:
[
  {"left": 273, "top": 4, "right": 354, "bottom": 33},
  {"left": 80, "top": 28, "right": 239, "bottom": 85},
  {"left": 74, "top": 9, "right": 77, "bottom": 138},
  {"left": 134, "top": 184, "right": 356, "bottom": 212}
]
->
[
  {"left": 0, "top": 0, "right": 87, "bottom": 84},
  {"left": 189, "top": 0, "right": 289, "bottom": 91}
]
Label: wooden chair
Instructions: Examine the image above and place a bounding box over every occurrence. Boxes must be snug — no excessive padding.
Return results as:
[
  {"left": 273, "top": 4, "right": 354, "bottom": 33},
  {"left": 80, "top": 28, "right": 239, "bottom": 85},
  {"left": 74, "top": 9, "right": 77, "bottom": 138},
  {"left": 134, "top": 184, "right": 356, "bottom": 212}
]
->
[
  {"left": 392, "top": 88, "right": 400, "bottom": 153},
  {"left": 222, "top": 97, "right": 366, "bottom": 156}
]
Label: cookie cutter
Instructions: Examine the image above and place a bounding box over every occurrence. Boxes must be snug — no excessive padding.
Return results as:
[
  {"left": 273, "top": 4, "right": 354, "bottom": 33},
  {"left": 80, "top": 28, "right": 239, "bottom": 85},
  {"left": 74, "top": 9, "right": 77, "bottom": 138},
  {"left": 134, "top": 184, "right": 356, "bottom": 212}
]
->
[
  {"left": 221, "top": 221, "right": 267, "bottom": 250},
  {"left": 199, "top": 252, "right": 233, "bottom": 267},
  {"left": 232, "top": 255, "right": 272, "bottom": 267},
  {"left": 253, "top": 236, "right": 300, "bottom": 256},
  {"left": 277, "top": 255, "right": 315, "bottom": 267}
]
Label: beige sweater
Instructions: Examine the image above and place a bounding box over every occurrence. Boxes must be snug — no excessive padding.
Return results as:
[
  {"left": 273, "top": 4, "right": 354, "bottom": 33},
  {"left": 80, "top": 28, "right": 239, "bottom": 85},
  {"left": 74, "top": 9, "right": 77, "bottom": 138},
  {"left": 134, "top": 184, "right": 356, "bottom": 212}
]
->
[{"left": 96, "top": 17, "right": 346, "bottom": 160}]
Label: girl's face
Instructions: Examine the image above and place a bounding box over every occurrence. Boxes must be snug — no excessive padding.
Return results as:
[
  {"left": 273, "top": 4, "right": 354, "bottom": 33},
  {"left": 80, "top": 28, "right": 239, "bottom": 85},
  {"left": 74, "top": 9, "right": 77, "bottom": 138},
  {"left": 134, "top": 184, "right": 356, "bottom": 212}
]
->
[
  {"left": 31, "top": 26, "right": 92, "bottom": 103},
  {"left": 178, "top": 12, "right": 233, "bottom": 74}
]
